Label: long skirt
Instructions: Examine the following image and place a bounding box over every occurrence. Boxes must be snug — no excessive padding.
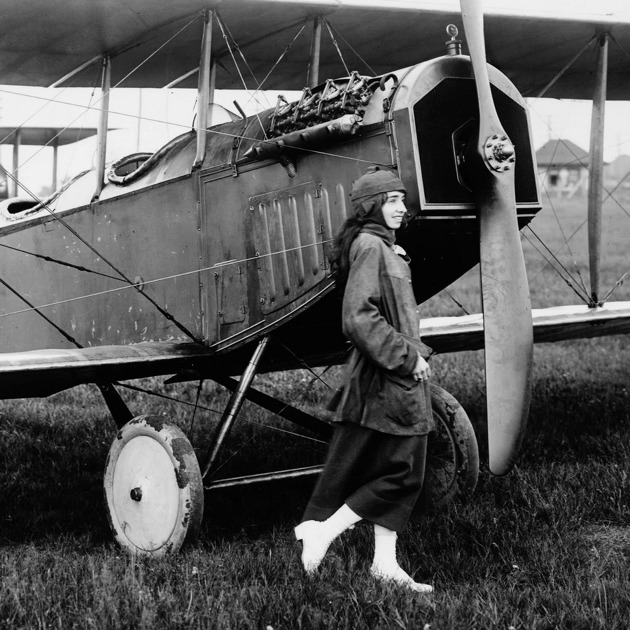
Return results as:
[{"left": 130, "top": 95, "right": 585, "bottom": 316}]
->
[{"left": 301, "top": 422, "right": 428, "bottom": 532}]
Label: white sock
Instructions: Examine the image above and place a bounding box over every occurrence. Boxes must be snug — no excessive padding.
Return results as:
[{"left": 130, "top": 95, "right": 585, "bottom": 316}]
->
[
  {"left": 371, "top": 524, "right": 433, "bottom": 593},
  {"left": 322, "top": 504, "right": 362, "bottom": 538},
  {"left": 372, "top": 524, "right": 398, "bottom": 569}
]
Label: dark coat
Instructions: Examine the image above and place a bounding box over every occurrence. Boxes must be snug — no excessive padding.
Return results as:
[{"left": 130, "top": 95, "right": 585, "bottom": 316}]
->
[{"left": 334, "top": 224, "right": 433, "bottom": 435}]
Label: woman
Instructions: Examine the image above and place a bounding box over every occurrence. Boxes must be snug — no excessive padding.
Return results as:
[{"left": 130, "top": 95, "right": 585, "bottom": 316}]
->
[{"left": 295, "top": 166, "right": 434, "bottom": 594}]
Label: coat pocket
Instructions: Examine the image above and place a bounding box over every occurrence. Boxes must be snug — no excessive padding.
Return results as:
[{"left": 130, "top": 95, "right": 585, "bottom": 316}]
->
[{"left": 380, "top": 372, "right": 424, "bottom": 426}]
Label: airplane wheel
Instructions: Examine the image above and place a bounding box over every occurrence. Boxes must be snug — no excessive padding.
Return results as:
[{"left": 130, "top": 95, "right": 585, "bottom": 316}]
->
[
  {"left": 104, "top": 416, "right": 204, "bottom": 556},
  {"left": 417, "top": 384, "right": 479, "bottom": 511}
]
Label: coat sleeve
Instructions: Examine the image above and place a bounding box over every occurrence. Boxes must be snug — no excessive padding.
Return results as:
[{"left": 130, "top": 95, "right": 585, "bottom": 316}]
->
[{"left": 342, "top": 242, "right": 418, "bottom": 375}]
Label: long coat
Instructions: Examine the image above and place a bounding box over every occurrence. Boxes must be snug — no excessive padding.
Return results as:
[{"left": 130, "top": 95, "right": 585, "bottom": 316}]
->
[{"left": 334, "top": 224, "right": 433, "bottom": 436}]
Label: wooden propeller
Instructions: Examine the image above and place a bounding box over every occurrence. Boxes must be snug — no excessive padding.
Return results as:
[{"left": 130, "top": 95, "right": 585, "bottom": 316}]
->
[{"left": 460, "top": 0, "right": 533, "bottom": 474}]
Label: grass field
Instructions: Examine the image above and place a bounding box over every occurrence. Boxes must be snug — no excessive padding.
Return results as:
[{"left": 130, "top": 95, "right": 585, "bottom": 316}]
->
[{"left": 0, "top": 196, "right": 629, "bottom": 629}]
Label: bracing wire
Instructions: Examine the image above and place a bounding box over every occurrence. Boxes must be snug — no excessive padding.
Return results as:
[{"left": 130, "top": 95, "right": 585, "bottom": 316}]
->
[
  {"left": 0, "top": 170, "right": 202, "bottom": 343},
  {"left": 117, "top": 379, "right": 328, "bottom": 452},
  {"left": 522, "top": 227, "right": 592, "bottom": 304},
  {"left": 528, "top": 217, "right": 587, "bottom": 284},
  {"left": 0, "top": 14, "right": 203, "bottom": 193},
  {"left": 534, "top": 137, "right": 591, "bottom": 296},
  {"left": 251, "top": 20, "right": 309, "bottom": 93},
  {"left": 323, "top": 19, "right": 350, "bottom": 76},
  {"left": 0, "top": 85, "right": 389, "bottom": 169},
  {"left": 323, "top": 20, "right": 376, "bottom": 76},
  {"left": 535, "top": 36, "right": 596, "bottom": 98},
  {"left": 0, "top": 238, "right": 334, "bottom": 320},
  {"left": 214, "top": 13, "right": 269, "bottom": 137},
  {"left": 0, "top": 241, "right": 124, "bottom": 282},
  {"left": 188, "top": 379, "right": 205, "bottom": 437},
  {"left": 443, "top": 289, "right": 471, "bottom": 316},
  {"left": 204, "top": 350, "right": 338, "bottom": 479},
  {"left": 0, "top": 10, "right": 375, "bottom": 337},
  {"left": 530, "top": 100, "right": 630, "bottom": 302},
  {"left": 602, "top": 267, "right": 630, "bottom": 303}
]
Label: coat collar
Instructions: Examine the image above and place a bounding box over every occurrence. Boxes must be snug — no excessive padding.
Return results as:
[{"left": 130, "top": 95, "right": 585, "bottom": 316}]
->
[{"left": 359, "top": 222, "right": 395, "bottom": 247}]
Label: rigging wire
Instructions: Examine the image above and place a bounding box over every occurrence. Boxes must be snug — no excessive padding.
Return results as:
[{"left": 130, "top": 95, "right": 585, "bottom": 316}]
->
[
  {"left": 0, "top": 170, "right": 202, "bottom": 343},
  {"left": 443, "top": 289, "right": 471, "bottom": 316},
  {"left": 215, "top": 13, "right": 269, "bottom": 138},
  {"left": 204, "top": 351, "right": 338, "bottom": 479},
  {"left": 251, "top": 20, "right": 309, "bottom": 93},
  {"left": 528, "top": 217, "right": 587, "bottom": 284},
  {"left": 113, "top": 15, "right": 202, "bottom": 91},
  {"left": 532, "top": 132, "right": 592, "bottom": 296},
  {"left": 530, "top": 101, "right": 630, "bottom": 301},
  {"left": 117, "top": 380, "right": 328, "bottom": 447},
  {"left": 535, "top": 36, "right": 596, "bottom": 98},
  {"left": 0, "top": 15, "right": 203, "bottom": 193},
  {"left": 602, "top": 267, "right": 630, "bottom": 303},
  {"left": 0, "top": 87, "right": 387, "bottom": 168},
  {"left": 522, "top": 227, "right": 592, "bottom": 304},
  {"left": 324, "top": 20, "right": 376, "bottom": 76},
  {"left": 188, "top": 379, "right": 205, "bottom": 437},
  {"left": 323, "top": 19, "right": 350, "bottom": 76},
  {"left": 0, "top": 238, "right": 334, "bottom": 320},
  {"left": 0, "top": 242, "right": 125, "bottom": 282}
]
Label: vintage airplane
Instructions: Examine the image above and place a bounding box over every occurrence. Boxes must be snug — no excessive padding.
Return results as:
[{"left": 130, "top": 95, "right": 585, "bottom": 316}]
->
[{"left": 1, "top": 0, "right": 629, "bottom": 556}]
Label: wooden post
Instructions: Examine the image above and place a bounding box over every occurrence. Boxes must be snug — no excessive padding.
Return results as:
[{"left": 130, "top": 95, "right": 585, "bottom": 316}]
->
[{"left": 587, "top": 33, "right": 608, "bottom": 306}]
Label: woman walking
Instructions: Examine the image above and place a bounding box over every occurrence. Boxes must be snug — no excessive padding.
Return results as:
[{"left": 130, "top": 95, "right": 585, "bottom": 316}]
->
[{"left": 295, "top": 166, "right": 434, "bottom": 593}]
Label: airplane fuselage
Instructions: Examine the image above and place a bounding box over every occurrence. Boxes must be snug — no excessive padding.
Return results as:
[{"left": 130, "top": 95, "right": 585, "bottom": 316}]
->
[{"left": 0, "top": 55, "right": 541, "bottom": 373}]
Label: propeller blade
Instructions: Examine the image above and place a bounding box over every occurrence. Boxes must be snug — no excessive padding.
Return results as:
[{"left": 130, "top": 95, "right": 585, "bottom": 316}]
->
[{"left": 460, "top": 0, "right": 533, "bottom": 475}]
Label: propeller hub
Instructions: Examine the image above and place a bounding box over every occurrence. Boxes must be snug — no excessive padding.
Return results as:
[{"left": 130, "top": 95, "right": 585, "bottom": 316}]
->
[{"left": 484, "top": 134, "right": 516, "bottom": 172}]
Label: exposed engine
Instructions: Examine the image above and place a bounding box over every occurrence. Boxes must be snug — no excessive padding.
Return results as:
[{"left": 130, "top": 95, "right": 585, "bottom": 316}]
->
[{"left": 268, "top": 71, "right": 382, "bottom": 137}]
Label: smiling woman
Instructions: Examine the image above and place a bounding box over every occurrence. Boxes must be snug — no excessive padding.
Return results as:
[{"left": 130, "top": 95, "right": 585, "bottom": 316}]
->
[{"left": 295, "top": 166, "right": 443, "bottom": 594}]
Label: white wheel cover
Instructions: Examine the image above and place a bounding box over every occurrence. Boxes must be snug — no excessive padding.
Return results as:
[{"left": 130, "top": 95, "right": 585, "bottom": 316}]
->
[
  {"left": 104, "top": 417, "right": 204, "bottom": 556},
  {"left": 112, "top": 435, "right": 180, "bottom": 552}
]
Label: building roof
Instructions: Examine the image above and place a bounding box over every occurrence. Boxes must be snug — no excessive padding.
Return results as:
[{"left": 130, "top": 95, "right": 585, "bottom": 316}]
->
[{"left": 536, "top": 139, "right": 590, "bottom": 169}]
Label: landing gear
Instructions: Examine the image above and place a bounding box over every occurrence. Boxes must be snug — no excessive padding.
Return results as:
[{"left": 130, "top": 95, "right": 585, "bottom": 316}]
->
[
  {"left": 101, "top": 340, "right": 478, "bottom": 555},
  {"left": 103, "top": 415, "right": 204, "bottom": 556},
  {"left": 419, "top": 383, "right": 479, "bottom": 510}
]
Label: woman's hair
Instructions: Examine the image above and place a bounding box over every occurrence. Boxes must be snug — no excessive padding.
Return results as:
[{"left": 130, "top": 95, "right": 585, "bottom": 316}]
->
[{"left": 331, "top": 193, "right": 387, "bottom": 293}]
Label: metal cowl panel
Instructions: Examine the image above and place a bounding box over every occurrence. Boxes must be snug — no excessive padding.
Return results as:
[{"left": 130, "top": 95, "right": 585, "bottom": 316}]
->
[{"left": 388, "top": 56, "right": 540, "bottom": 215}]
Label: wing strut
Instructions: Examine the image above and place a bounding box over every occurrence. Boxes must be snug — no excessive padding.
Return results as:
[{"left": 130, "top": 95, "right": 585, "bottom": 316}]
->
[
  {"left": 194, "top": 10, "right": 214, "bottom": 169},
  {"left": 307, "top": 16, "right": 322, "bottom": 88},
  {"left": 202, "top": 336, "right": 271, "bottom": 479},
  {"left": 11, "top": 129, "right": 20, "bottom": 197},
  {"left": 93, "top": 56, "right": 111, "bottom": 201},
  {"left": 587, "top": 33, "right": 609, "bottom": 306}
]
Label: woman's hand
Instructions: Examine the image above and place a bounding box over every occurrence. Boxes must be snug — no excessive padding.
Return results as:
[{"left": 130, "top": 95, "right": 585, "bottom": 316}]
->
[{"left": 412, "top": 354, "right": 431, "bottom": 382}]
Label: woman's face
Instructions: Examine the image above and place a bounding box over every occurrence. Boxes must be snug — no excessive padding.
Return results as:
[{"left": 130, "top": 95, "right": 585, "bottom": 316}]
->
[{"left": 381, "top": 191, "right": 407, "bottom": 230}]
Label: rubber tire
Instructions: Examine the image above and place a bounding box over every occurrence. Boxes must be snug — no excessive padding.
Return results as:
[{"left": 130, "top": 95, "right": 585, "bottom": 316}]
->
[
  {"left": 417, "top": 383, "right": 479, "bottom": 511},
  {"left": 104, "top": 415, "right": 204, "bottom": 556}
]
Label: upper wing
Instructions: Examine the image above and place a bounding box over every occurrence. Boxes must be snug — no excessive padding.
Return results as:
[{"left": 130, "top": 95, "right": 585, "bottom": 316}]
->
[
  {"left": 420, "top": 301, "right": 630, "bottom": 354},
  {"left": 0, "top": 0, "right": 629, "bottom": 98}
]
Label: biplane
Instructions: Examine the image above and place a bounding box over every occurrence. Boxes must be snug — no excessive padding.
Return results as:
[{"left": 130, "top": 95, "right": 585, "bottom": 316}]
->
[{"left": 1, "top": 0, "right": 630, "bottom": 556}]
